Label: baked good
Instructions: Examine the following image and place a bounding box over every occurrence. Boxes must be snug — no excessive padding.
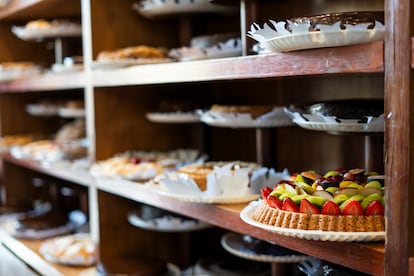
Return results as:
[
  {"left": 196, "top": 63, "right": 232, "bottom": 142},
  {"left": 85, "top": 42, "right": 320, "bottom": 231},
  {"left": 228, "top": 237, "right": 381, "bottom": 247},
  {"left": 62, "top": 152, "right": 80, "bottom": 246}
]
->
[
  {"left": 177, "top": 161, "right": 260, "bottom": 191},
  {"left": 15, "top": 211, "right": 69, "bottom": 231},
  {"left": 54, "top": 119, "right": 86, "bottom": 144},
  {"left": 253, "top": 168, "right": 385, "bottom": 232},
  {"left": 25, "top": 19, "right": 51, "bottom": 29},
  {"left": 97, "top": 45, "right": 168, "bottom": 61},
  {"left": 210, "top": 104, "right": 277, "bottom": 119}
]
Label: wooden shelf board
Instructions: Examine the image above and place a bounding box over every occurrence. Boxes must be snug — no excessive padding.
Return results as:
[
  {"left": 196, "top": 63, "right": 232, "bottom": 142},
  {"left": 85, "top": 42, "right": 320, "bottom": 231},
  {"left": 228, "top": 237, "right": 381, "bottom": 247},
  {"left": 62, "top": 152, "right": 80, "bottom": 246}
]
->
[
  {"left": 0, "top": 0, "right": 81, "bottom": 21},
  {"left": 96, "top": 178, "right": 384, "bottom": 276},
  {"left": 2, "top": 154, "right": 94, "bottom": 187},
  {"left": 0, "top": 71, "right": 86, "bottom": 92},
  {"left": 92, "top": 42, "right": 384, "bottom": 87}
]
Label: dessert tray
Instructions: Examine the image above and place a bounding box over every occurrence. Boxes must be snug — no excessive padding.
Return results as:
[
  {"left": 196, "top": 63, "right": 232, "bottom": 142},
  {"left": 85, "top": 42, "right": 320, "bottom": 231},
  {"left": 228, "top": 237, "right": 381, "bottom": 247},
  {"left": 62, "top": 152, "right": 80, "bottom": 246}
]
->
[
  {"left": 26, "top": 103, "right": 61, "bottom": 117},
  {"left": 169, "top": 38, "right": 242, "bottom": 62},
  {"left": 221, "top": 232, "right": 308, "bottom": 263},
  {"left": 3, "top": 210, "right": 87, "bottom": 239},
  {"left": 155, "top": 166, "right": 290, "bottom": 204},
  {"left": 58, "top": 107, "right": 86, "bottom": 118},
  {"left": 39, "top": 233, "right": 96, "bottom": 266},
  {"left": 132, "top": 0, "right": 236, "bottom": 19},
  {"left": 240, "top": 201, "right": 386, "bottom": 242},
  {"left": 146, "top": 112, "right": 200, "bottom": 123},
  {"left": 199, "top": 107, "right": 294, "bottom": 128},
  {"left": 12, "top": 20, "right": 82, "bottom": 41},
  {"left": 127, "top": 212, "right": 210, "bottom": 232},
  {"left": 284, "top": 106, "right": 384, "bottom": 134},
  {"left": 248, "top": 12, "right": 385, "bottom": 53},
  {"left": 0, "top": 63, "right": 42, "bottom": 81}
]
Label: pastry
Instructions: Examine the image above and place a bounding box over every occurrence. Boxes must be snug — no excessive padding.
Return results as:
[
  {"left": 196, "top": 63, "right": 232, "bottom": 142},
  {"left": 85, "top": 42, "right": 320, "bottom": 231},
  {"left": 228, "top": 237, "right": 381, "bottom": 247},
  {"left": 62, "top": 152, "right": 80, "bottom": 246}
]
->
[
  {"left": 210, "top": 104, "right": 277, "bottom": 119},
  {"left": 253, "top": 168, "right": 385, "bottom": 232},
  {"left": 54, "top": 119, "right": 86, "bottom": 144},
  {"left": 177, "top": 161, "right": 260, "bottom": 191},
  {"left": 97, "top": 45, "right": 168, "bottom": 61}
]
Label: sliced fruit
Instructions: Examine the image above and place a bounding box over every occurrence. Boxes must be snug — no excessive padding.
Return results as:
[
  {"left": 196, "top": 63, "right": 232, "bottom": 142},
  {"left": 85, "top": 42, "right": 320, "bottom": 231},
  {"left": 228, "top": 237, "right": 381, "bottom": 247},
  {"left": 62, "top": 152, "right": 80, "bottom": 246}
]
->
[
  {"left": 291, "top": 194, "right": 307, "bottom": 205},
  {"left": 282, "top": 197, "right": 299, "bottom": 212},
  {"left": 326, "top": 187, "right": 339, "bottom": 195},
  {"left": 321, "top": 200, "right": 342, "bottom": 215},
  {"left": 324, "top": 170, "right": 339, "bottom": 178},
  {"left": 260, "top": 187, "right": 273, "bottom": 199},
  {"left": 299, "top": 198, "right": 320, "bottom": 215},
  {"left": 266, "top": 195, "right": 283, "bottom": 209},
  {"left": 339, "top": 181, "right": 359, "bottom": 189},
  {"left": 341, "top": 200, "right": 364, "bottom": 215},
  {"left": 346, "top": 183, "right": 363, "bottom": 190},
  {"left": 365, "top": 181, "right": 382, "bottom": 189},
  {"left": 295, "top": 181, "right": 315, "bottom": 194},
  {"left": 361, "top": 193, "right": 383, "bottom": 209},
  {"left": 365, "top": 200, "right": 385, "bottom": 216},
  {"left": 332, "top": 194, "right": 349, "bottom": 205},
  {"left": 306, "top": 195, "right": 327, "bottom": 208},
  {"left": 335, "top": 188, "right": 358, "bottom": 197},
  {"left": 357, "top": 187, "right": 383, "bottom": 197},
  {"left": 301, "top": 171, "right": 321, "bottom": 182},
  {"left": 312, "top": 190, "right": 334, "bottom": 201},
  {"left": 347, "top": 194, "right": 366, "bottom": 202}
]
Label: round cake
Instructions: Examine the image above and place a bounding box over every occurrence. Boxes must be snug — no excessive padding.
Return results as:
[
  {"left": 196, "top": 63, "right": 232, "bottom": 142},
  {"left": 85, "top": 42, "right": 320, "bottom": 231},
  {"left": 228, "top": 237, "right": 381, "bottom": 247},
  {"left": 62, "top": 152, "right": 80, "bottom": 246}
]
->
[
  {"left": 177, "top": 161, "right": 260, "bottom": 191},
  {"left": 253, "top": 168, "right": 385, "bottom": 232}
]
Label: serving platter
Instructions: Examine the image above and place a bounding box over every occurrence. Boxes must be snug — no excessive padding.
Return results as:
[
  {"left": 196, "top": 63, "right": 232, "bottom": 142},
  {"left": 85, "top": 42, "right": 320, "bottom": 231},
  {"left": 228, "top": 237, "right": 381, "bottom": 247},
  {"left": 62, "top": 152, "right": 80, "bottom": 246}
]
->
[{"left": 240, "top": 201, "right": 385, "bottom": 242}]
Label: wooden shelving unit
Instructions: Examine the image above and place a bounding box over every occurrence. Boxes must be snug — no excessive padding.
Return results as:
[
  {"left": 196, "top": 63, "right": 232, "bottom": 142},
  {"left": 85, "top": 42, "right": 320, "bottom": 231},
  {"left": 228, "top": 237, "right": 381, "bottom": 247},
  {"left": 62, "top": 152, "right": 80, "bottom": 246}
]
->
[{"left": 0, "top": 0, "right": 412, "bottom": 275}]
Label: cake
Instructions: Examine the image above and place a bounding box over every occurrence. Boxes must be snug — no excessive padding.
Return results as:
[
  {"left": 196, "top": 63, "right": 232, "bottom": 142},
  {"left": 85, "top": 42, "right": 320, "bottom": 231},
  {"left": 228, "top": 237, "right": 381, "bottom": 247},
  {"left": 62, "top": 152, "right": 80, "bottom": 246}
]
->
[
  {"left": 252, "top": 168, "right": 385, "bottom": 232},
  {"left": 177, "top": 161, "right": 260, "bottom": 191}
]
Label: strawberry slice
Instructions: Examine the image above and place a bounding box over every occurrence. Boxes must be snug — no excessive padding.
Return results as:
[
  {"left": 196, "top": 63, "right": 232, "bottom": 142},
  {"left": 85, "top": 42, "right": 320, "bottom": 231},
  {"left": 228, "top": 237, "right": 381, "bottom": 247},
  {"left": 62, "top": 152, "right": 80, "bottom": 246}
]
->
[
  {"left": 342, "top": 200, "right": 364, "bottom": 215},
  {"left": 299, "top": 198, "right": 320, "bottom": 215},
  {"left": 321, "top": 200, "right": 342, "bottom": 215},
  {"left": 365, "top": 200, "right": 385, "bottom": 216},
  {"left": 282, "top": 197, "right": 299, "bottom": 212},
  {"left": 260, "top": 187, "right": 273, "bottom": 199},
  {"left": 266, "top": 195, "right": 282, "bottom": 209}
]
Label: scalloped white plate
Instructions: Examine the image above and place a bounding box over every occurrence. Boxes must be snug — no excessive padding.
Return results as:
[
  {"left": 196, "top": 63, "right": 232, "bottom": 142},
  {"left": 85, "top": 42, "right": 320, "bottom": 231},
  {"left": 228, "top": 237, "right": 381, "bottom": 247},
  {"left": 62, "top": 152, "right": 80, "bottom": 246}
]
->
[
  {"left": 240, "top": 201, "right": 385, "bottom": 242},
  {"left": 157, "top": 190, "right": 260, "bottom": 204},
  {"left": 127, "top": 212, "right": 210, "bottom": 232},
  {"left": 39, "top": 233, "right": 96, "bottom": 266},
  {"left": 292, "top": 119, "right": 384, "bottom": 133},
  {"left": 262, "top": 29, "right": 385, "bottom": 53},
  {"left": 221, "top": 232, "right": 308, "bottom": 263},
  {"left": 133, "top": 0, "right": 236, "bottom": 18},
  {"left": 12, "top": 24, "right": 82, "bottom": 41},
  {"left": 199, "top": 108, "right": 294, "bottom": 129}
]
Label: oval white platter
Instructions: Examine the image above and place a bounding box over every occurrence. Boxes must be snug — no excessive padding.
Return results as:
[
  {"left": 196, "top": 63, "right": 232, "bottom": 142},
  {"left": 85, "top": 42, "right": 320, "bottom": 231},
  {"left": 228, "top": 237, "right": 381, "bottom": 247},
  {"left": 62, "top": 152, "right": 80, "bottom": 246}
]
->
[
  {"left": 221, "top": 232, "right": 308, "bottom": 263},
  {"left": 240, "top": 201, "right": 385, "bottom": 242}
]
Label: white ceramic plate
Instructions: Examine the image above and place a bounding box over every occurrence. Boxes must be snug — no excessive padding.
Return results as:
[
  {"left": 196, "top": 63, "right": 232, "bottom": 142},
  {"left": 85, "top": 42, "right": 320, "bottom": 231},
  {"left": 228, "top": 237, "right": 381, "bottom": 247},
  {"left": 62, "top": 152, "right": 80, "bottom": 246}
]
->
[
  {"left": 262, "top": 29, "right": 385, "bottom": 53},
  {"left": 292, "top": 119, "right": 384, "bottom": 133},
  {"left": 221, "top": 232, "right": 308, "bottom": 263},
  {"left": 146, "top": 112, "right": 200, "bottom": 123},
  {"left": 58, "top": 108, "right": 86, "bottom": 118},
  {"left": 199, "top": 108, "right": 294, "bottom": 129},
  {"left": 158, "top": 190, "right": 260, "bottom": 204},
  {"left": 12, "top": 24, "right": 82, "bottom": 41},
  {"left": 127, "top": 212, "right": 210, "bottom": 232},
  {"left": 92, "top": 58, "right": 174, "bottom": 70},
  {"left": 39, "top": 233, "right": 96, "bottom": 266},
  {"left": 26, "top": 104, "right": 60, "bottom": 117},
  {"left": 133, "top": 0, "right": 236, "bottom": 19},
  {"left": 240, "top": 201, "right": 385, "bottom": 242}
]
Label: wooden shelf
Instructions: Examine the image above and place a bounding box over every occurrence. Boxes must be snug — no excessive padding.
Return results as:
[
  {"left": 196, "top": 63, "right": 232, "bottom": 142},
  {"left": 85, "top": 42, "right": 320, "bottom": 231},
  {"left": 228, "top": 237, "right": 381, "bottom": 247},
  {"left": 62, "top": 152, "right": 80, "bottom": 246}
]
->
[
  {"left": 0, "top": 0, "right": 81, "bottom": 21},
  {"left": 0, "top": 230, "right": 95, "bottom": 276},
  {"left": 0, "top": 71, "right": 86, "bottom": 92},
  {"left": 97, "top": 178, "right": 385, "bottom": 276},
  {"left": 2, "top": 154, "right": 94, "bottom": 187},
  {"left": 92, "top": 41, "right": 384, "bottom": 87}
]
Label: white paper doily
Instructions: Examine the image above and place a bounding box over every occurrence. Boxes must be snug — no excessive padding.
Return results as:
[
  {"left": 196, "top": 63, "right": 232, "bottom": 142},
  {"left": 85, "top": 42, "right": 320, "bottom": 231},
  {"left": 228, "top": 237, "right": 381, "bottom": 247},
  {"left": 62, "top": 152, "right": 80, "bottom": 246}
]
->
[{"left": 240, "top": 201, "right": 385, "bottom": 242}]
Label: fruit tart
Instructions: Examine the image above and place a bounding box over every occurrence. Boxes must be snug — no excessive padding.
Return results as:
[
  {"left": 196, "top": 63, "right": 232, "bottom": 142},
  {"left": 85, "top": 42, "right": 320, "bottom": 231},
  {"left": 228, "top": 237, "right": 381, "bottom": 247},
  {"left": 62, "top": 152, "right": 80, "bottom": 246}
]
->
[{"left": 252, "top": 168, "right": 385, "bottom": 232}]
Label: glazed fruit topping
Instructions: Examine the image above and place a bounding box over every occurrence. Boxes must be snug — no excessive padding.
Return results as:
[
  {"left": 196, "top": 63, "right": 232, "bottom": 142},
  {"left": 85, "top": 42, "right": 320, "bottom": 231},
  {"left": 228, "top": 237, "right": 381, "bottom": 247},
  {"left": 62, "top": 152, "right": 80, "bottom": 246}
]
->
[{"left": 260, "top": 168, "right": 385, "bottom": 216}]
